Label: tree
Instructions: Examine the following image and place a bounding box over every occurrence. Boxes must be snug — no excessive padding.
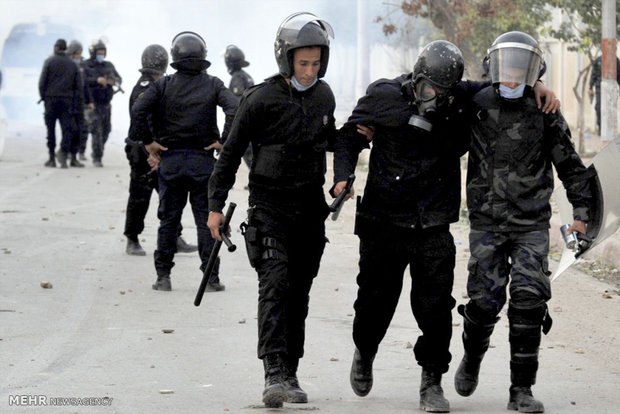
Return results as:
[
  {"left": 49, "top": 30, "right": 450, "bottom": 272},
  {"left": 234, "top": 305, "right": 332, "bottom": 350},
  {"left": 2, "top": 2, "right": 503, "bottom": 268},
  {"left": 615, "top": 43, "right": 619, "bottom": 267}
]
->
[
  {"left": 378, "top": 0, "right": 551, "bottom": 78},
  {"left": 544, "top": 0, "right": 620, "bottom": 153}
]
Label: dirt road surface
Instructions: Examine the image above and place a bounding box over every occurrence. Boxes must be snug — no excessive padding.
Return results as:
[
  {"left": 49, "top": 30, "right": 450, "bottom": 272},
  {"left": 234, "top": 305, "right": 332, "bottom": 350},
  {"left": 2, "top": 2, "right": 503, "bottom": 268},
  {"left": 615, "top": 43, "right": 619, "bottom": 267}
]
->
[{"left": 1, "top": 123, "right": 619, "bottom": 413}]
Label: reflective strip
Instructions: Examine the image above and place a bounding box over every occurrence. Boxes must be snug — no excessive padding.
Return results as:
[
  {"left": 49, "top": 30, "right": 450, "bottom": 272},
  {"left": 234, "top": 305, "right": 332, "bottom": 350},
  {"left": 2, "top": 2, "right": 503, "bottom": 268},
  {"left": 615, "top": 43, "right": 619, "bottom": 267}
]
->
[{"left": 487, "top": 42, "right": 543, "bottom": 57}]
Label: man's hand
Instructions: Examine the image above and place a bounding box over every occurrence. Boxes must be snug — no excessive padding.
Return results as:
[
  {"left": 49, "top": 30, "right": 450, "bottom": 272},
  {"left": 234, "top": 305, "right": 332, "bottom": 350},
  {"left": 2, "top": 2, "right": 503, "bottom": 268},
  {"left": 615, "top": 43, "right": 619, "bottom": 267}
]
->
[
  {"left": 145, "top": 141, "right": 168, "bottom": 157},
  {"left": 533, "top": 81, "right": 561, "bottom": 114},
  {"left": 588, "top": 89, "right": 594, "bottom": 98},
  {"left": 205, "top": 141, "right": 223, "bottom": 151},
  {"left": 357, "top": 124, "right": 375, "bottom": 142},
  {"left": 567, "top": 220, "right": 587, "bottom": 235},
  {"left": 96, "top": 76, "right": 107, "bottom": 86},
  {"left": 207, "top": 211, "right": 225, "bottom": 241},
  {"left": 147, "top": 154, "right": 160, "bottom": 170},
  {"left": 333, "top": 180, "right": 355, "bottom": 201}
]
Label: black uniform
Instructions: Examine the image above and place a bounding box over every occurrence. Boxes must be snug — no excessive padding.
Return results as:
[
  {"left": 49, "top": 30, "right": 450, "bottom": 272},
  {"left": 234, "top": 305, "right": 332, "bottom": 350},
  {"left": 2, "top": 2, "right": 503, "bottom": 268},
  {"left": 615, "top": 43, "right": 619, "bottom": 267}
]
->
[
  {"left": 123, "top": 74, "right": 163, "bottom": 241},
  {"left": 334, "top": 74, "right": 485, "bottom": 373},
  {"left": 588, "top": 55, "right": 620, "bottom": 135},
  {"left": 228, "top": 69, "right": 254, "bottom": 168},
  {"left": 84, "top": 57, "right": 121, "bottom": 163},
  {"left": 38, "top": 50, "right": 80, "bottom": 157},
  {"left": 132, "top": 68, "right": 237, "bottom": 281},
  {"left": 208, "top": 75, "right": 336, "bottom": 359}
]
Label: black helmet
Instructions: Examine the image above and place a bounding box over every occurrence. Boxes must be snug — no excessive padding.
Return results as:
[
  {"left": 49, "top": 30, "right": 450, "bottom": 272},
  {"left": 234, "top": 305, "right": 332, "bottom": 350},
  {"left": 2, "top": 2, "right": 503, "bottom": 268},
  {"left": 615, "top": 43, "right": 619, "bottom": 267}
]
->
[
  {"left": 487, "top": 31, "right": 543, "bottom": 87},
  {"left": 170, "top": 31, "right": 210, "bottom": 70},
  {"left": 89, "top": 39, "right": 107, "bottom": 58},
  {"left": 274, "top": 12, "right": 334, "bottom": 79},
  {"left": 66, "top": 40, "right": 83, "bottom": 56},
  {"left": 224, "top": 45, "right": 249, "bottom": 72},
  {"left": 140, "top": 44, "right": 168, "bottom": 75},
  {"left": 413, "top": 40, "right": 464, "bottom": 90}
]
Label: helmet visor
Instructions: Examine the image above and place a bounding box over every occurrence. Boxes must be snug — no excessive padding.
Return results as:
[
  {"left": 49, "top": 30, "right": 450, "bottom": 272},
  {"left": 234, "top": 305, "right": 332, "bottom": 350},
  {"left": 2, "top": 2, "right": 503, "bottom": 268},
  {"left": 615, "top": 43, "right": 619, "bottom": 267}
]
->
[
  {"left": 277, "top": 12, "right": 334, "bottom": 40},
  {"left": 488, "top": 43, "right": 542, "bottom": 87}
]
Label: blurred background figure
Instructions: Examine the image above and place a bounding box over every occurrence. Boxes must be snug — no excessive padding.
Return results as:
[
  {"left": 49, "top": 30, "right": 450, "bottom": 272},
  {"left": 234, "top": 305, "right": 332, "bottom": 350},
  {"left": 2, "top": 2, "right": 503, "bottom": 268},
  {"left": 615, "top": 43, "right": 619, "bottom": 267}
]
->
[
  {"left": 588, "top": 53, "right": 620, "bottom": 136},
  {"left": 84, "top": 38, "right": 121, "bottom": 167},
  {"left": 67, "top": 39, "right": 93, "bottom": 162},
  {"left": 224, "top": 44, "right": 254, "bottom": 171},
  {"left": 38, "top": 38, "right": 80, "bottom": 168}
]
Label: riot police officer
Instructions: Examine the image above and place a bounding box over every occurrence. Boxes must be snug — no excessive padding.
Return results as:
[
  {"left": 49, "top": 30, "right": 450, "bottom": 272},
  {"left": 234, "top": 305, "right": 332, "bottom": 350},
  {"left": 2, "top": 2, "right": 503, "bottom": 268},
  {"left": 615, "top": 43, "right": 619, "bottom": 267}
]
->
[
  {"left": 455, "top": 32, "right": 592, "bottom": 413},
  {"left": 66, "top": 40, "right": 90, "bottom": 167},
  {"left": 132, "top": 31, "right": 238, "bottom": 292},
  {"left": 38, "top": 39, "right": 81, "bottom": 168},
  {"left": 336, "top": 39, "right": 560, "bottom": 411},
  {"left": 224, "top": 44, "right": 254, "bottom": 169},
  {"left": 207, "top": 12, "right": 336, "bottom": 408},
  {"left": 334, "top": 41, "right": 480, "bottom": 413},
  {"left": 85, "top": 39, "right": 121, "bottom": 167},
  {"left": 123, "top": 44, "right": 197, "bottom": 256}
]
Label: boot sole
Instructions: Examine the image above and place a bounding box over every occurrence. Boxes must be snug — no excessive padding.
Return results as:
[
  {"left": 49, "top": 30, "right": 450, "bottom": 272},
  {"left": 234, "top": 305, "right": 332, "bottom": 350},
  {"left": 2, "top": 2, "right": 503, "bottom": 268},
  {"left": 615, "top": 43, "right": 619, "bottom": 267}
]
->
[
  {"left": 126, "top": 251, "right": 147, "bottom": 256},
  {"left": 285, "top": 390, "right": 308, "bottom": 403},
  {"left": 263, "top": 389, "right": 286, "bottom": 408},
  {"left": 507, "top": 401, "right": 545, "bottom": 413},
  {"left": 419, "top": 403, "right": 450, "bottom": 413}
]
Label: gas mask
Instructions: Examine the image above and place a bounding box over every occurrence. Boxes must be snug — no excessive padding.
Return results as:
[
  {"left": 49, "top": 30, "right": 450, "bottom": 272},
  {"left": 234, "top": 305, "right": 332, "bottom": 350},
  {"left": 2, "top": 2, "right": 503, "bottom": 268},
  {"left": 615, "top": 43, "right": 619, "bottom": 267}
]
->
[{"left": 408, "top": 80, "right": 453, "bottom": 132}]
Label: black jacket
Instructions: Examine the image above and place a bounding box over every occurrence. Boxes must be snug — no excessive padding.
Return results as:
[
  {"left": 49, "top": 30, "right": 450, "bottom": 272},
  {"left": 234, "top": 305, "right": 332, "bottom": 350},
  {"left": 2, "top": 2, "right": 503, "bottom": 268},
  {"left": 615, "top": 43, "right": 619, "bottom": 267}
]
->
[
  {"left": 131, "top": 70, "right": 238, "bottom": 150},
  {"left": 124, "top": 74, "right": 157, "bottom": 176},
  {"left": 467, "top": 87, "right": 592, "bottom": 232},
  {"left": 229, "top": 69, "right": 254, "bottom": 97},
  {"left": 38, "top": 51, "right": 80, "bottom": 100},
  {"left": 84, "top": 58, "right": 121, "bottom": 105},
  {"left": 334, "top": 74, "right": 486, "bottom": 230},
  {"left": 208, "top": 75, "right": 337, "bottom": 213}
]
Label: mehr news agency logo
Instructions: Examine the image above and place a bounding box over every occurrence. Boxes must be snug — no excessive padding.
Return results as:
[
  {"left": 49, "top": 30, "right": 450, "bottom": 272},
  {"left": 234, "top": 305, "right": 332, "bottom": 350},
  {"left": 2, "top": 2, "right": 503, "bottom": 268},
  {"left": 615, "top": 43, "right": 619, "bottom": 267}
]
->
[{"left": 8, "top": 395, "right": 113, "bottom": 406}]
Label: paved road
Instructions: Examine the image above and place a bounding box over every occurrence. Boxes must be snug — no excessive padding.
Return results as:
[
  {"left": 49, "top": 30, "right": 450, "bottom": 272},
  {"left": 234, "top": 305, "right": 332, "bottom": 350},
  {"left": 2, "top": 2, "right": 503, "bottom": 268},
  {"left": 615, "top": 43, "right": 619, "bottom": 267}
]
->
[{"left": 1, "top": 124, "right": 619, "bottom": 413}]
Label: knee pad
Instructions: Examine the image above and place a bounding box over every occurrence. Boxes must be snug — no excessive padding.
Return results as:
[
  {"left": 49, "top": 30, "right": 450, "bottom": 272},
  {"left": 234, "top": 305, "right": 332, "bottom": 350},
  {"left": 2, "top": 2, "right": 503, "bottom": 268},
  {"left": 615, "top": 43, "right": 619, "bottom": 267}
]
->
[{"left": 458, "top": 302, "right": 500, "bottom": 327}]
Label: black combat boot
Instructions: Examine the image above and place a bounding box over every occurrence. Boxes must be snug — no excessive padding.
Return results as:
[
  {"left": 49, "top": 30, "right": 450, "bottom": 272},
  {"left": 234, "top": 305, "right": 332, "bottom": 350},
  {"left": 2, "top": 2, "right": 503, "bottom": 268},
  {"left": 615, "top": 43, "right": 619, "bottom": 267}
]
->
[
  {"left": 152, "top": 274, "right": 171, "bottom": 291},
  {"left": 205, "top": 274, "right": 225, "bottom": 292},
  {"left": 508, "top": 386, "right": 545, "bottom": 413},
  {"left": 284, "top": 357, "right": 307, "bottom": 403},
  {"left": 420, "top": 369, "right": 450, "bottom": 413},
  {"left": 56, "top": 150, "right": 68, "bottom": 168},
  {"left": 44, "top": 154, "right": 56, "bottom": 167},
  {"left": 262, "top": 353, "right": 287, "bottom": 408},
  {"left": 126, "top": 237, "right": 146, "bottom": 256},
  {"left": 350, "top": 348, "right": 375, "bottom": 397},
  {"left": 454, "top": 304, "right": 497, "bottom": 396},
  {"left": 176, "top": 236, "right": 198, "bottom": 253},
  {"left": 93, "top": 159, "right": 103, "bottom": 167},
  {"left": 507, "top": 304, "right": 547, "bottom": 413},
  {"left": 70, "top": 153, "right": 84, "bottom": 167}
]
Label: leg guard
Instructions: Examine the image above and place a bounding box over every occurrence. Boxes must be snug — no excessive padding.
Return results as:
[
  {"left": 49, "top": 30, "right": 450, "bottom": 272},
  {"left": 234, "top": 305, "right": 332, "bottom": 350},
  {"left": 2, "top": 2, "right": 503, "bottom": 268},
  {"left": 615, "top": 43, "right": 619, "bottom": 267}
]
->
[
  {"left": 454, "top": 303, "right": 498, "bottom": 396},
  {"left": 508, "top": 304, "right": 547, "bottom": 387}
]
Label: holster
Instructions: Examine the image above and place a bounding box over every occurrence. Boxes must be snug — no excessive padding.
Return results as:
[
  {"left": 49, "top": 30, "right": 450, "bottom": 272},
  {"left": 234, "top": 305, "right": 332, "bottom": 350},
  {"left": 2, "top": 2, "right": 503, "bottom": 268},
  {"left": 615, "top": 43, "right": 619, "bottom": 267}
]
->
[{"left": 241, "top": 207, "right": 261, "bottom": 268}]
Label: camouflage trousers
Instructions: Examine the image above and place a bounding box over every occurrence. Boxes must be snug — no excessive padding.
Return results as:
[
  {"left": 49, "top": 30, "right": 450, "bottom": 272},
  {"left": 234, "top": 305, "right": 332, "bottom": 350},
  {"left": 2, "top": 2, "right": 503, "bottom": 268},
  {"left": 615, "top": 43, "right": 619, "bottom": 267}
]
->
[{"left": 466, "top": 229, "right": 551, "bottom": 316}]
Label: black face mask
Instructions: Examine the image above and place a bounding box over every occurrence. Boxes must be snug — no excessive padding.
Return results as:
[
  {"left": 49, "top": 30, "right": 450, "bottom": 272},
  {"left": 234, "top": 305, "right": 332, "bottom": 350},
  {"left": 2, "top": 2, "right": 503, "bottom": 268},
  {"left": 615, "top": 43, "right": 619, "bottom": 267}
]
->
[{"left": 409, "top": 80, "right": 453, "bottom": 132}]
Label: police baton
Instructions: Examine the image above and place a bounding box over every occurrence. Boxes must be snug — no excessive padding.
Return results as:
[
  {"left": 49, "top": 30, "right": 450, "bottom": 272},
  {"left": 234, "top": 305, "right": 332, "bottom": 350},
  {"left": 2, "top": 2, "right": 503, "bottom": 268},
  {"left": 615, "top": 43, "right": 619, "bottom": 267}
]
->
[
  {"left": 329, "top": 174, "right": 355, "bottom": 221},
  {"left": 194, "top": 202, "right": 237, "bottom": 307}
]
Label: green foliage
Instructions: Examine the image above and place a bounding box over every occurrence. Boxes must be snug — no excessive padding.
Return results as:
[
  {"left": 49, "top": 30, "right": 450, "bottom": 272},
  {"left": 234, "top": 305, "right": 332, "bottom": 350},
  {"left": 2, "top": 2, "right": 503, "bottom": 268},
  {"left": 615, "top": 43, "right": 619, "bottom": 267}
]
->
[
  {"left": 380, "top": 0, "right": 552, "bottom": 71},
  {"left": 545, "top": 0, "right": 620, "bottom": 57}
]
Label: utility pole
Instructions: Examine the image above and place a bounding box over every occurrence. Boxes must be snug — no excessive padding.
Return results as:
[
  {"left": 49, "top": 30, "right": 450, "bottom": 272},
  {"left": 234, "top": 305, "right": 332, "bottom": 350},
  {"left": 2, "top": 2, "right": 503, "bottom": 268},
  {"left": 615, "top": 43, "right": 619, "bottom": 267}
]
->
[
  {"left": 356, "top": 0, "right": 370, "bottom": 100},
  {"left": 601, "top": 0, "right": 618, "bottom": 145}
]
